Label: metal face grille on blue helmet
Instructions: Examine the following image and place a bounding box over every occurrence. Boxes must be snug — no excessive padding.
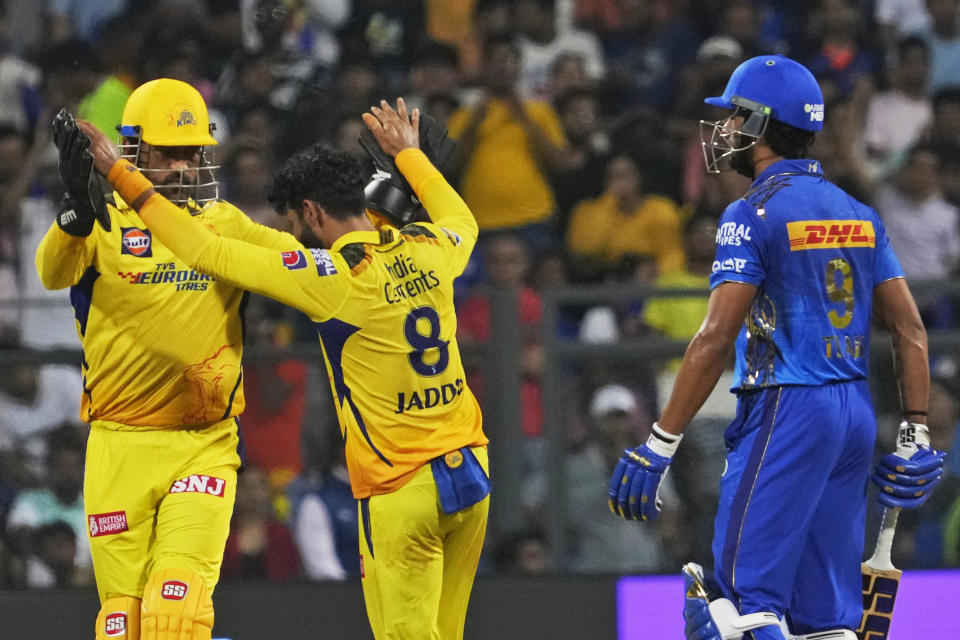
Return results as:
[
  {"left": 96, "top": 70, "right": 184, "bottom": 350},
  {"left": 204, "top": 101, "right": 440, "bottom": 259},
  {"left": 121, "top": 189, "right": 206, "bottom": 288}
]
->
[{"left": 699, "top": 55, "right": 824, "bottom": 174}]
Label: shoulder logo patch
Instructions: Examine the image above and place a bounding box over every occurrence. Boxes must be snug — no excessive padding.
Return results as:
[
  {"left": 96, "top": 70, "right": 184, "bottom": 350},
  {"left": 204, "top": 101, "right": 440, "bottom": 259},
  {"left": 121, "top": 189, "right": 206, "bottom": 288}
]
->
[
  {"left": 311, "top": 249, "right": 338, "bottom": 276},
  {"left": 121, "top": 228, "right": 153, "bottom": 257},
  {"left": 281, "top": 250, "right": 308, "bottom": 270}
]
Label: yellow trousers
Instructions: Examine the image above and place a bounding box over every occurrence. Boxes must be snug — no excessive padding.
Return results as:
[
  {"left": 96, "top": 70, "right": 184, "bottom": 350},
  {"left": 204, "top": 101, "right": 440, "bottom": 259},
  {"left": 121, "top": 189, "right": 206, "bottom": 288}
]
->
[
  {"left": 360, "top": 447, "right": 489, "bottom": 640},
  {"left": 85, "top": 418, "right": 241, "bottom": 603}
]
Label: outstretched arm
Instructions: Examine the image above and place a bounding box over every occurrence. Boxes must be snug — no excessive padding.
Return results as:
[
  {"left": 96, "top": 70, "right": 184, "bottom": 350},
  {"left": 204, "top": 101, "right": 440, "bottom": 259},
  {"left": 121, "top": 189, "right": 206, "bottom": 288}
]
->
[{"left": 75, "top": 120, "right": 346, "bottom": 320}]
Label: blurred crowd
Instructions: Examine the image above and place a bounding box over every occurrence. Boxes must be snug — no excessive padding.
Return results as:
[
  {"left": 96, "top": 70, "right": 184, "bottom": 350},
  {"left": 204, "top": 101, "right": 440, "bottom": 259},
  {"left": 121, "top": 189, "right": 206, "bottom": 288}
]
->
[{"left": 2, "top": 0, "right": 960, "bottom": 589}]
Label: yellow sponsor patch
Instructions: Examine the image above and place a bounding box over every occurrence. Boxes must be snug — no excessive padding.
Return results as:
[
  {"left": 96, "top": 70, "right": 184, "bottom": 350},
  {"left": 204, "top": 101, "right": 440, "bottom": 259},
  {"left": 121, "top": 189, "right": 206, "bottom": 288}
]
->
[
  {"left": 444, "top": 451, "right": 464, "bottom": 468},
  {"left": 787, "top": 220, "right": 876, "bottom": 250}
]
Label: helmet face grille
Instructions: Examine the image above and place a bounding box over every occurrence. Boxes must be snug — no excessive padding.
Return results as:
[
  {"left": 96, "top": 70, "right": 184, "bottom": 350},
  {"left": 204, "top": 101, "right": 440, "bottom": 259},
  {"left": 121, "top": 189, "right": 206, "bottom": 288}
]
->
[
  {"left": 698, "top": 109, "right": 768, "bottom": 174},
  {"left": 118, "top": 131, "right": 219, "bottom": 208}
]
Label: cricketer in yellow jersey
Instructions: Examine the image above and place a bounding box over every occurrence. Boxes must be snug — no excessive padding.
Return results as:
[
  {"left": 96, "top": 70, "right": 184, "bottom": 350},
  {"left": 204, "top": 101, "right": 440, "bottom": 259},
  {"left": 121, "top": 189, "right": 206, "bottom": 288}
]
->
[
  {"left": 38, "top": 79, "right": 303, "bottom": 640},
  {"left": 76, "top": 97, "right": 491, "bottom": 640}
]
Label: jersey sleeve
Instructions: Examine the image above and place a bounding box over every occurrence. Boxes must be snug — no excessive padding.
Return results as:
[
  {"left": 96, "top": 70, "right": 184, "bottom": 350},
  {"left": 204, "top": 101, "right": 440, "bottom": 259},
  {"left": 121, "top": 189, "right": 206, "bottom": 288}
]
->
[
  {"left": 871, "top": 211, "right": 905, "bottom": 284},
  {"left": 138, "top": 195, "right": 350, "bottom": 321},
  {"left": 216, "top": 202, "right": 304, "bottom": 251},
  {"left": 708, "top": 202, "right": 766, "bottom": 290},
  {"left": 396, "top": 148, "right": 478, "bottom": 276},
  {"left": 35, "top": 221, "right": 97, "bottom": 290}
]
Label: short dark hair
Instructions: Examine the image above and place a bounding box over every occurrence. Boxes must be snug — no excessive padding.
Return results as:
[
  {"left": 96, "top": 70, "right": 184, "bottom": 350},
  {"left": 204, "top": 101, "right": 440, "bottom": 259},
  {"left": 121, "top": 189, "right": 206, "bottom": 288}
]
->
[
  {"left": 765, "top": 119, "right": 815, "bottom": 159},
  {"left": 268, "top": 144, "right": 366, "bottom": 220},
  {"left": 897, "top": 34, "right": 929, "bottom": 61},
  {"left": 483, "top": 32, "right": 520, "bottom": 61},
  {"left": 553, "top": 86, "right": 597, "bottom": 115},
  {"left": 933, "top": 85, "right": 960, "bottom": 110}
]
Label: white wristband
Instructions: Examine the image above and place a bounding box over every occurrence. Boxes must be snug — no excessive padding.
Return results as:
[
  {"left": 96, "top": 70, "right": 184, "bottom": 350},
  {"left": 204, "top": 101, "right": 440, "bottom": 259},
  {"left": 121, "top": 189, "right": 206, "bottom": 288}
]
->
[
  {"left": 895, "top": 420, "right": 930, "bottom": 457},
  {"left": 645, "top": 422, "right": 683, "bottom": 458}
]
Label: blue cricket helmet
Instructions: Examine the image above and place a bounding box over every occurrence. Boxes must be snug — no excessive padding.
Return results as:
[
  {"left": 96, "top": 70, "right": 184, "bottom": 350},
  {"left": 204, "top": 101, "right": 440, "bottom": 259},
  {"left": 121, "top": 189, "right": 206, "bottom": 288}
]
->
[{"left": 705, "top": 55, "right": 824, "bottom": 132}]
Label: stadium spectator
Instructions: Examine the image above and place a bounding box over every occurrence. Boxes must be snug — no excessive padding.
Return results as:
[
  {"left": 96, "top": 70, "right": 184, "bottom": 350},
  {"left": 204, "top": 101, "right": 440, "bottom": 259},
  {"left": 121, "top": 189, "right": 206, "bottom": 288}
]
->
[
  {"left": 874, "top": 144, "right": 960, "bottom": 292},
  {"left": 459, "top": 233, "right": 545, "bottom": 444},
  {"left": 221, "top": 465, "right": 301, "bottom": 583},
  {"left": 0, "top": 338, "right": 83, "bottom": 482},
  {"left": 920, "top": 0, "right": 960, "bottom": 92},
  {"left": 638, "top": 215, "right": 715, "bottom": 342},
  {"left": 566, "top": 153, "right": 685, "bottom": 282},
  {"left": 875, "top": 0, "right": 932, "bottom": 49},
  {"left": 22, "top": 520, "right": 79, "bottom": 588},
  {"left": 804, "top": 0, "right": 879, "bottom": 103},
  {"left": 491, "top": 528, "right": 552, "bottom": 576},
  {"left": 45, "top": 0, "right": 127, "bottom": 44},
  {"left": 448, "top": 33, "right": 569, "bottom": 250},
  {"left": 514, "top": 0, "right": 605, "bottom": 100},
  {"left": 291, "top": 439, "right": 359, "bottom": 581},
  {"left": 404, "top": 40, "right": 463, "bottom": 116},
  {"left": 222, "top": 144, "right": 278, "bottom": 228},
  {"left": 562, "top": 384, "right": 668, "bottom": 573},
  {"left": 860, "top": 35, "right": 933, "bottom": 181},
  {"left": 550, "top": 87, "right": 610, "bottom": 238},
  {"left": 598, "top": 0, "right": 699, "bottom": 113},
  {"left": 6, "top": 426, "right": 92, "bottom": 587},
  {"left": 0, "top": 10, "right": 41, "bottom": 135}
]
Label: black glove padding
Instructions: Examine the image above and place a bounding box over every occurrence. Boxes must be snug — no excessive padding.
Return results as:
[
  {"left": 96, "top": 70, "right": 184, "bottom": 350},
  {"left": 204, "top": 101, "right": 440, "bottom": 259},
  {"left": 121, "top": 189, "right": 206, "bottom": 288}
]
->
[
  {"left": 56, "top": 195, "right": 95, "bottom": 237},
  {"left": 51, "top": 109, "right": 111, "bottom": 232},
  {"left": 417, "top": 112, "right": 458, "bottom": 178},
  {"left": 358, "top": 112, "right": 459, "bottom": 227}
]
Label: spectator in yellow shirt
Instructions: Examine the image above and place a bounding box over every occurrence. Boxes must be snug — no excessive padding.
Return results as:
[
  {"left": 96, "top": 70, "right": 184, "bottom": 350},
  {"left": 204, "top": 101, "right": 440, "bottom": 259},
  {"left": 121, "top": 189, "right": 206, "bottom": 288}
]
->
[
  {"left": 641, "top": 215, "right": 717, "bottom": 341},
  {"left": 566, "top": 154, "right": 685, "bottom": 281},
  {"left": 448, "top": 33, "right": 569, "bottom": 250}
]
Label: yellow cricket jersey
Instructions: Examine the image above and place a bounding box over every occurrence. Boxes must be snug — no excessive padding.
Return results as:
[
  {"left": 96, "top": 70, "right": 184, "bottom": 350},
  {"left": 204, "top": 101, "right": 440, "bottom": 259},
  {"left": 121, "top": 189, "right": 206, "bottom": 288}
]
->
[
  {"left": 35, "top": 196, "right": 301, "bottom": 427},
  {"left": 134, "top": 149, "right": 488, "bottom": 498},
  {"left": 448, "top": 98, "right": 566, "bottom": 230}
]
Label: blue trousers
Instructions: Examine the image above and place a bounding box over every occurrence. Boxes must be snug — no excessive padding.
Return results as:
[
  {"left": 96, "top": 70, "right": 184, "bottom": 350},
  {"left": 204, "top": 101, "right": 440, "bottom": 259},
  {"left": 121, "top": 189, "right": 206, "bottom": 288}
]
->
[{"left": 712, "top": 381, "right": 874, "bottom": 636}]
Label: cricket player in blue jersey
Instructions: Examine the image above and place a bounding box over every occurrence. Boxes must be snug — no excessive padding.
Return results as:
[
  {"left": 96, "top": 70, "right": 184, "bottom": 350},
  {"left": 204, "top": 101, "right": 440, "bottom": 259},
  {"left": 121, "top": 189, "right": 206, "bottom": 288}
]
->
[{"left": 608, "top": 55, "right": 946, "bottom": 639}]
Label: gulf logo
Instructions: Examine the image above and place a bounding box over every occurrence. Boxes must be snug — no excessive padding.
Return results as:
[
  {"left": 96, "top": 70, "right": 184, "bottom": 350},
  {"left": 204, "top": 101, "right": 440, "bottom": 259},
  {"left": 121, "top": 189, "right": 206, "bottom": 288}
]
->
[
  {"left": 120, "top": 227, "right": 153, "bottom": 257},
  {"left": 281, "top": 251, "right": 308, "bottom": 270}
]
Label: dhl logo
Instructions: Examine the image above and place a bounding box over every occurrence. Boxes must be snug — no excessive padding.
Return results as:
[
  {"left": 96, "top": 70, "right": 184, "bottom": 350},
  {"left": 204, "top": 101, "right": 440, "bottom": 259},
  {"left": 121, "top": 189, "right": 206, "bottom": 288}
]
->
[{"left": 787, "top": 220, "right": 876, "bottom": 251}]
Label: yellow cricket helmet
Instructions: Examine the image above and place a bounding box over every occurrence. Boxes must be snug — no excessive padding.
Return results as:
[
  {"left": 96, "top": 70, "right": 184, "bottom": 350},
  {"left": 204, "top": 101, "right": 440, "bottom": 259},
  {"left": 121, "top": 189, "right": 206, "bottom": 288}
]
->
[
  {"left": 118, "top": 78, "right": 220, "bottom": 207},
  {"left": 119, "top": 78, "right": 217, "bottom": 146}
]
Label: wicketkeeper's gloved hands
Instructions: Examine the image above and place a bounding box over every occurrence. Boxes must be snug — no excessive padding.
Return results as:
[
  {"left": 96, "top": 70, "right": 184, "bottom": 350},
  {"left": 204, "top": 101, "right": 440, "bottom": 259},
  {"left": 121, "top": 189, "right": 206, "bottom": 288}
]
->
[
  {"left": 872, "top": 421, "right": 946, "bottom": 510},
  {"left": 55, "top": 195, "right": 95, "bottom": 237},
  {"left": 608, "top": 422, "right": 682, "bottom": 521},
  {"left": 360, "top": 106, "right": 458, "bottom": 227},
  {"left": 51, "top": 108, "right": 110, "bottom": 232}
]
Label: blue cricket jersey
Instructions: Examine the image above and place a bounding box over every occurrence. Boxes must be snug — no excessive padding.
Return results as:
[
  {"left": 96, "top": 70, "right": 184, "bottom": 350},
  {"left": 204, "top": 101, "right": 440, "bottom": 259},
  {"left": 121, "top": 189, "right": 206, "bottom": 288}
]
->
[{"left": 709, "top": 159, "right": 905, "bottom": 390}]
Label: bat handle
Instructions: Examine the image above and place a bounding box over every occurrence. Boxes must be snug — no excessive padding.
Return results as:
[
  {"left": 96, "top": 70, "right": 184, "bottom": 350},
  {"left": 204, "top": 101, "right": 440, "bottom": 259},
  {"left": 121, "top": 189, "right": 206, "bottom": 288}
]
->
[{"left": 868, "top": 507, "right": 901, "bottom": 571}]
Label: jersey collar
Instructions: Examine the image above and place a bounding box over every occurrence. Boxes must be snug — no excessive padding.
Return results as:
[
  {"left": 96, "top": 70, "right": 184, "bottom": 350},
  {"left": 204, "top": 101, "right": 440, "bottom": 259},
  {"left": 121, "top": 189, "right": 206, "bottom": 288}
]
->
[
  {"left": 331, "top": 227, "right": 397, "bottom": 251},
  {"left": 753, "top": 158, "right": 824, "bottom": 185}
]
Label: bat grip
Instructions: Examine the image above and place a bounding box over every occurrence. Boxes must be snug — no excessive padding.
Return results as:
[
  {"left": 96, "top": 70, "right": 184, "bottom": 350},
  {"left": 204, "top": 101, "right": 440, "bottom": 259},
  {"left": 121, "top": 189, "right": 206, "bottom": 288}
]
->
[{"left": 869, "top": 507, "right": 901, "bottom": 571}]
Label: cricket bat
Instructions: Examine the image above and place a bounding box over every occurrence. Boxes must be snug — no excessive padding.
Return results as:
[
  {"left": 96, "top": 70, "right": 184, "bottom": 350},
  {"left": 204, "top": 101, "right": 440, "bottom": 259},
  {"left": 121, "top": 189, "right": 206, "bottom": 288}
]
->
[
  {"left": 857, "top": 421, "right": 927, "bottom": 640},
  {"left": 856, "top": 506, "right": 902, "bottom": 640}
]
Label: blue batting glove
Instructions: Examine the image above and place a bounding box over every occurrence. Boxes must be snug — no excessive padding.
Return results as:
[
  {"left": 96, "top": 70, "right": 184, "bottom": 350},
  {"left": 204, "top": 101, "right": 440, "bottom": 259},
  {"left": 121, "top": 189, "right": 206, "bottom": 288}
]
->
[
  {"left": 607, "top": 422, "right": 682, "bottom": 521},
  {"left": 872, "top": 446, "right": 946, "bottom": 509}
]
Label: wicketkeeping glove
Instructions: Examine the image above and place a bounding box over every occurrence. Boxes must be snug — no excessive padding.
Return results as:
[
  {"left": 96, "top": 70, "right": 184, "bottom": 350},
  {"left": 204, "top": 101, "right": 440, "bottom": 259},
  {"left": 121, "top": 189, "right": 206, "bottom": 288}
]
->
[
  {"left": 359, "top": 111, "right": 458, "bottom": 227},
  {"left": 55, "top": 195, "right": 95, "bottom": 237},
  {"left": 608, "top": 422, "right": 682, "bottom": 521},
  {"left": 872, "top": 422, "right": 946, "bottom": 510},
  {"left": 51, "top": 109, "right": 111, "bottom": 232}
]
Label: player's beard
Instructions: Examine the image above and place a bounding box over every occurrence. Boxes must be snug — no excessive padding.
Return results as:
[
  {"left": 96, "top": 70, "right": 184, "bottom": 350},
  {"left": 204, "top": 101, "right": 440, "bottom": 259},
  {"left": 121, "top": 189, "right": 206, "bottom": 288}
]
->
[
  {"left": 729, "top": 144, "right": 755, "bottom": 179},
  {"left": 293, "top": 211, "right": 326, "bottom": 249}
]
